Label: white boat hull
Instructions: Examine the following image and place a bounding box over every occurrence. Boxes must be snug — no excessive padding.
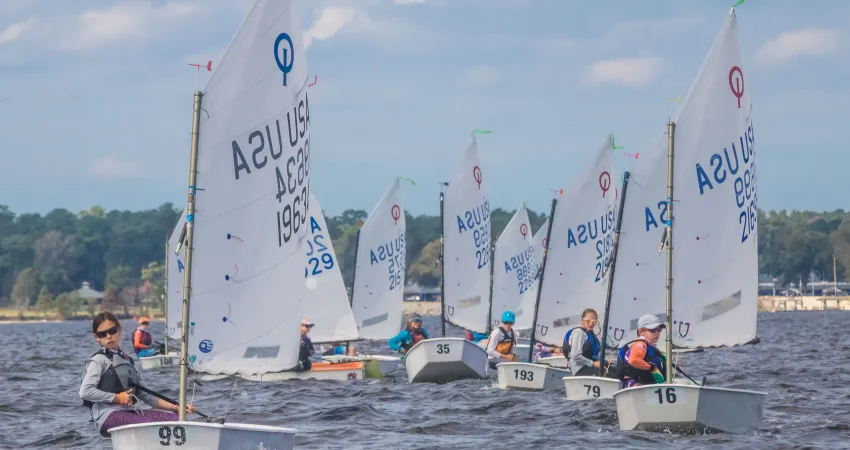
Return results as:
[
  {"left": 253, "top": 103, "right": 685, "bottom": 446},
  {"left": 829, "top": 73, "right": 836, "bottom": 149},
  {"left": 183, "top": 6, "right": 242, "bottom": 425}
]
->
[
  {"left": 476, "top": 340, "right": 531, "bottom": 362},
  {"left": 110, "top": 421, "right": 295, "bottom": 450},
  {"left": 321, "top": 354, "right": 401, "bottom": 378},
  {"left": 139, "top": 352, "right": 180, "bottom": 370},
  {"left": 195, "top": 361, "right": 365, "bottom": 382},
  {"left": 404, "top": 338, "right": 488, "bottom": 383},
  {"left": 536, "top": 356, "right": 569, "bottom": 368},
  {"left": 496, "top": 362, "right": 570, "bottom": 391},
  {"left": 563, "top": 376, "right": 621, "bottom": 400},
  {"left": 613, "top": 384, "right": 767, "bottom": 433}
]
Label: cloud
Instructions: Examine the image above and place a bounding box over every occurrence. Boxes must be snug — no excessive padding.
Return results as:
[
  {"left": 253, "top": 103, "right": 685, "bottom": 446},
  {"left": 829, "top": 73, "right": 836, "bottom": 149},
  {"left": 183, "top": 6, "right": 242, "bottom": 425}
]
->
[
  {"left": 0, "top": 18, "right": 35, "bottom": 47},
  {"left": 755, "top": 28, "right": 840, "bottom": 64},
  {"left": 304, "top": 7, "right": 358, "bottom": 49},
  {"left": 460, "top": 66, "right": 502, "bottom": 86},
  {"left": 584, "top": 57, "right": 663, "bottom": 86},
  {"left": 91, "top": 156, "right": 138, "bottom": 177},
  {"left": 394, "top": 0, "right": 427, "bottom": 4},
  {"left": 61, "top": 1, "right": 201, "bottom": 51}
]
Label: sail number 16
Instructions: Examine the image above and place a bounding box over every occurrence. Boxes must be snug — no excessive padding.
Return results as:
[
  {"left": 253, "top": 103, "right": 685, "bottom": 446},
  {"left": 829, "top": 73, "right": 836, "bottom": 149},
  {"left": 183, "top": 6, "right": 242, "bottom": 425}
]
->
[{"left": 651, "top": 387, "right": 679, "bottom": 405}]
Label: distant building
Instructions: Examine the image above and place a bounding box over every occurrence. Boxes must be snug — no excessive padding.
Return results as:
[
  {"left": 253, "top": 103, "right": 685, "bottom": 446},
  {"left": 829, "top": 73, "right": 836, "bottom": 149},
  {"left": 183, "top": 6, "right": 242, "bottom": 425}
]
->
[
  {"left": 77, "top": 281, "right": 104, "bottom": 302},
  {"left": 403, "top": 283, "right": 440, "bottom": 302}
]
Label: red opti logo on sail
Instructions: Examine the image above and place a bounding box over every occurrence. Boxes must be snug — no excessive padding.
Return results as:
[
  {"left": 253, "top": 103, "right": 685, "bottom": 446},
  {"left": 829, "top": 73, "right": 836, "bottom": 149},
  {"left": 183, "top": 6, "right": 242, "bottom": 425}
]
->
[
  {"left": 519, "top": 224, "right": 528, "bottom": 238},
  {"left": 472, "top": 166, "right": 482, "bottom": 189},
  {"left": 729, "top": 66, "right": 744, "bottom": 108},
  {"left": 391, "top": 205, "right": 400, "bottom": 224},
  {"left": 599, "top": 171, "right": 611, "bottom": 198}
]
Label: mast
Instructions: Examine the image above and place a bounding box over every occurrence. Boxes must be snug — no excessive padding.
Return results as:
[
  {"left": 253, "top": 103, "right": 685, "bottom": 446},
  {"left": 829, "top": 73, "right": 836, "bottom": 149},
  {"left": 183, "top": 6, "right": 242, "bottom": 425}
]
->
[
  {"left": 346, "top": 229, "right": 361, "bottom": 353},
  {"left": 487, "top": 242, "right": 495, "bottom": 334},
  {"left": 599, "top": 171, "right": 630, "bottom": 376},
  {"left": 178, "top": 90, "right": 203, "bottom": 421},
  {"left": 834, "top": 254, "right": 838, "bottom": 298},
  {"left": 439, "top": 189, "right": 446, "bottom": 337},
  {"left": 527, "top": 197, "right": 557, "bottom": 362},
  {"left": 664, "top": 120, "right": 676, "bottom": 383},
  {"left": 164, "top": 239, "right": 169, "bottom": 356}
]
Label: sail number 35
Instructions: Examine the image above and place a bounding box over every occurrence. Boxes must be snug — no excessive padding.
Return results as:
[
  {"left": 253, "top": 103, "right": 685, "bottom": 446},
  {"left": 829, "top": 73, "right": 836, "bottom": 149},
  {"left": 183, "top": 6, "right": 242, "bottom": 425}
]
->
[{"left": 158, "top": 425, "right": 186, "bottom": 446}]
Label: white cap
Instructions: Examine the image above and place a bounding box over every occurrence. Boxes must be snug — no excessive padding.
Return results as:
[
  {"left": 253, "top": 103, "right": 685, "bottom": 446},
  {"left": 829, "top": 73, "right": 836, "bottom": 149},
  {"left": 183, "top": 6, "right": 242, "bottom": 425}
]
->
[{"left": 637, "top": 314, "right": 665, "bottom": 330}]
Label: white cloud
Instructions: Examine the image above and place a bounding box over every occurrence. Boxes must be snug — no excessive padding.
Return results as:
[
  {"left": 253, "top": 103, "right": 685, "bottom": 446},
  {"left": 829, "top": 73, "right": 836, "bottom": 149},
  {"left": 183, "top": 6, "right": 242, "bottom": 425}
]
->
[
  {"left": 584, "top": 57, "right": 663, "bottom": 86},
  {"left": 755, "top": 28, "right": 840, "bottom": 64},
  {"left": 460, "top": 66, "right": 502, "bottom": 86},
  {"left": 0, "top": 18, "right": 35, "bottom": 47},
  {"left": 91, "top": 156, "right": 138, "bottom": 177},
  {"left": 61, "top": 1, "right": 201, "bottom": 51},
  {"left": 304, "top": 7, "right": 358, "bottom": 49},
  {"left": 394, "top": 0, "right": 427, "bottom": 4}
]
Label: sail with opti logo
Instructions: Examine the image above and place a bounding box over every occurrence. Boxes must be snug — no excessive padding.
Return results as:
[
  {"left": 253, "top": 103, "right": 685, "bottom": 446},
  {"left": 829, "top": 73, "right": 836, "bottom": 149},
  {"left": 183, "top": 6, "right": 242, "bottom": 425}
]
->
[
  {"left": 533, "top": 138, "right": 617, "bottom": 347},
  {"left": 608, "top": 9, "right": 757, "bottom": 350},
  {"left": 109, "top": 0, "right": 304, "bottom": 447},
  {"left": 167, "top": 209, "right": 187, "bottom": 341},
  {"left": 303, "top": 194, "right": 360, "bottom": 344},
  {"left": 520, "top": 218, "right": 548, "bottom": 313},
  {"left": 490, "top": 204, "right": 536, "bottom": 331},
  {"left": 351, "top": 179, "right": 406, "bottom": 340},
  {"left": 442, "top": 137, "right": 491, "bottom": 334},
  {"left": 612, "top": 10, "right": 764, "bottom": 435}
]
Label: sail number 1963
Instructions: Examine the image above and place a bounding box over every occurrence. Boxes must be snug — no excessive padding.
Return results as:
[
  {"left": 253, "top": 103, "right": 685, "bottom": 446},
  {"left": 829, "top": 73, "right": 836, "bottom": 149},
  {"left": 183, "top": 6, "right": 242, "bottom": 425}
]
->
[{"left": 275, "top": 146, "right": 310, "bottom": 246}]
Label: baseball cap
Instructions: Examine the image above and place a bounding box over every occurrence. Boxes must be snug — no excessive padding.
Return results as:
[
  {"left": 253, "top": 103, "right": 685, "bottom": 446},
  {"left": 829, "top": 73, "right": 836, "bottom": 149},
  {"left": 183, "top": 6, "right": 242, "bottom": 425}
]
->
[
  {"left": 139, "top": 317, "right": 150, "bottom": 325},
  {"left": 301, "top": 317, "right": 314, "bottom": 327},
  {"left": 637, "top": 314, "right": 665, "bottom": 330}
]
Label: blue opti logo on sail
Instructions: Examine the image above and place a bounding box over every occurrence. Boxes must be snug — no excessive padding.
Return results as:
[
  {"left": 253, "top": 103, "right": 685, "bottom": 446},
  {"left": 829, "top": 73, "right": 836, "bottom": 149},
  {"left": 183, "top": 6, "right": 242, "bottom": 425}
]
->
[
  {"left": 274, "top": 33, "right": 294, "bottom": 86},
  {"left": 199, "top": 339, "right": 213, "bottom": 353}
]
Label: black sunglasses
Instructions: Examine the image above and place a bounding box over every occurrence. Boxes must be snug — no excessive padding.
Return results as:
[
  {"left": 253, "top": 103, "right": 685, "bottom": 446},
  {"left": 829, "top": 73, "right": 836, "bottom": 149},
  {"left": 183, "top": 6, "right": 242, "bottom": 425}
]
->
[
  {"left": 503, "top": 321, "right": 515, "bottom": 325},
  {"left": 95, "top": 325, "right": 120, "bottom": 338}
]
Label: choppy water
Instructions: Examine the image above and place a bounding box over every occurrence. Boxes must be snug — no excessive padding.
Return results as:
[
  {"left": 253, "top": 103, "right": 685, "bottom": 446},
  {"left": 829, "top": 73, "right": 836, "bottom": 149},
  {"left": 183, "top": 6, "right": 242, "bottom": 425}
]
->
[{"left": 2, "top": 311, "right": 848, "bottom": 449}]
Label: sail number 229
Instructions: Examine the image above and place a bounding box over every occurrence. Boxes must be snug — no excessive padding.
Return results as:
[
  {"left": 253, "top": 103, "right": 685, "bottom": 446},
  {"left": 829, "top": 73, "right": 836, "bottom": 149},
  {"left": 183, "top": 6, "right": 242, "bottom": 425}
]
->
[{"left": 276, "top": 147, "right": 310, "bottom": 246}]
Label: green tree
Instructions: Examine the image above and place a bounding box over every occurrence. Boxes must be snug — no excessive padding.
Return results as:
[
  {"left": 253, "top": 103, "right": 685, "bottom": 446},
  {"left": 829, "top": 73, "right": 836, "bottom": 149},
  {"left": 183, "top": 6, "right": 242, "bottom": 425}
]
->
[
  {"left": 34, "top": 230, "right": 82, "bottom": 294},
  {"left": 141, "top": 261, "right": 166, "bottom": 301},
  {"left": 11, "top": 268, "right": 37, "bottom": 316},
  {"left": 55, "top": 291, "right": 83, "bottom": 320},
  {"left": 106, "top": 265, "right": 135, "bottom": 292},
  {"left": 407, "top": 239, "right": 442, "bottom": 286},
  {"left": 102, "top": 286, "right": 120, "bottom": 313},
  {"left": 35, "top": 286, "right": 54, "bottom": 316}
]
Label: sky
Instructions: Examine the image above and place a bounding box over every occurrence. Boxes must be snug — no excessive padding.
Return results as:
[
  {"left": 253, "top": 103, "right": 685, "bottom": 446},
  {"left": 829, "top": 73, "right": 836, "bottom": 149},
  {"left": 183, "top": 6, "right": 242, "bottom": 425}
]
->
[{"left": 0, "top": 0, "right": 847, "bottom": 217}]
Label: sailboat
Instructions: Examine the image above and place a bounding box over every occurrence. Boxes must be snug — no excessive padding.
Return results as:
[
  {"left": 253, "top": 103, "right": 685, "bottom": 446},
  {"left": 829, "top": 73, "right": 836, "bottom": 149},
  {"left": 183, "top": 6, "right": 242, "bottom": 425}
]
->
[
  {"left": 109, "top": 0, "right": 311, "bottom": 446},
  {"left": 612, "top": 8, "right": 766, "bottom": 434},
  {"left": 491, "top": 205, "right": 565, "bottom": 390},
  {"left": 404, "top": 137, "right": 489, "bottom": 383},
  {"left": 139, "top": 211, "right": 186, "bottom": 371},
  {"left": 501, "top": 137, "right": 619, "bottom": 392},
  {"left": 322, "top": 179, "right": 406, "bottom": 378}
]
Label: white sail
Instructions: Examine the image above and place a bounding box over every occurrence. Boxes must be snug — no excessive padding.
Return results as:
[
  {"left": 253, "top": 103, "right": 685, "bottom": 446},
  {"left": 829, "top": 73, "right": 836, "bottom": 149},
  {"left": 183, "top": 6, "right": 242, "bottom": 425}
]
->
[
  {"left": 303, "top": 194, "right": 360, "bottom": 343},
  {"left": 490, "top": 205, "right": 536, "bottom": 331},
  {"left": 533, "top": 138, "right": 617, "bottom": 346},
  {"left": 521, "top": 218, "right": 549, "bottom": 315},
  {"left": 351, "top": 179, "right": 407, "bottom": 340},
  {"left": 609, "top": 10, "right": 756, "bottom": 349},
  {"left": 443, "top": 138, "right": 491, "bottom": 333},
  {"left": 187, "top": 0, "right": 310, "bottom": 375},
  {"left": 166, "top": 209, "right": 187, "bottom": 340}
]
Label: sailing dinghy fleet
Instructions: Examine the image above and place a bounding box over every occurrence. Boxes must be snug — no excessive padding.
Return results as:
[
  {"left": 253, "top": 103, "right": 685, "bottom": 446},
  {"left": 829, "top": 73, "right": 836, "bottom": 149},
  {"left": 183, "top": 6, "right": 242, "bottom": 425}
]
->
[{"left": 105, "top": 2, "right": 764, "bottom": 447}]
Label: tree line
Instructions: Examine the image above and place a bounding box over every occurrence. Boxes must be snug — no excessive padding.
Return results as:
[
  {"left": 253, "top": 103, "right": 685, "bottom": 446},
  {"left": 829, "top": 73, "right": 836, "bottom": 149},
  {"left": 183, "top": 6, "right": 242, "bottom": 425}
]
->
[{"left": 1, "top": 203, "right": 847, "bottom": 318}]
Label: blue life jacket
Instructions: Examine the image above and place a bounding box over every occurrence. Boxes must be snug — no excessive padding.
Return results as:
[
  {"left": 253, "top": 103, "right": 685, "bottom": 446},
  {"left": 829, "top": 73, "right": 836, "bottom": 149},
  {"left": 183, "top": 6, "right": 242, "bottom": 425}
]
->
[
  {"left": 617, "top": 339, "right": 666, "bottom": 385},
  {"left": 563, "top": 327, "right": 600, "bottom": 361}
]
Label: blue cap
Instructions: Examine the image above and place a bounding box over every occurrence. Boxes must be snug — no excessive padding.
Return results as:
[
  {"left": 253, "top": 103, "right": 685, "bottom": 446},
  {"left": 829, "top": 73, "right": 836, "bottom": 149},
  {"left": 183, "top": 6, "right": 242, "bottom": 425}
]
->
[{"left": 501, "top": 310, "right": 515, "bottom": 324}]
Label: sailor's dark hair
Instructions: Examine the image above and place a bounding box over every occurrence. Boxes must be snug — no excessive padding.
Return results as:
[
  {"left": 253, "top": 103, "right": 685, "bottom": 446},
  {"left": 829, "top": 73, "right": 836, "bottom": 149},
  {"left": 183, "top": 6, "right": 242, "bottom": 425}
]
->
[
  {"left": 92, "top": 311, "right": 121, "bottom": 334},
  {"left": 581, "top": 308, "right": 598, "bottom": 319}
]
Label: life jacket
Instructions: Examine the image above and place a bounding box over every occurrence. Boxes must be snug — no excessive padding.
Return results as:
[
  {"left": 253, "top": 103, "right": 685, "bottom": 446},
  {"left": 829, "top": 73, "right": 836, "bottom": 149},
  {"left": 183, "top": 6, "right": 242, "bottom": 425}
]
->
[
  {"left": 616, "top": 339, "right": 666, "bottom": 385},
  {"left": 465, "top": 330, "right": 473, "bottom": 341},
  {"left": 299, "top": 335, "right": 314, "bottom": 362},
  {"left": 486, "top": 327, "right": 515, "bottom": 356},
  {"left": 401, "top": 327, "right": 427, "bottom": 351},
  {"left": 82, "top": 348, "right": 141, "bottom": 409},
  {"left": 133, "top": 328, "right": 152, "bottom": 352},
  {"left": 562, "top": 327, "right": 600, "bottom": 361}
]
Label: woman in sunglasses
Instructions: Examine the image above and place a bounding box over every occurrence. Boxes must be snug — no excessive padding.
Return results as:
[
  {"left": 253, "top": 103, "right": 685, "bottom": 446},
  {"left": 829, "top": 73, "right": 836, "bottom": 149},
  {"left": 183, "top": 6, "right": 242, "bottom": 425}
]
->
[
  {"left": 79, "top": 312, "right": 195, "bottom": 437},
  {"left": 616, "top": 314, "right": 667, "bottom": 388},
  {"left": 563, "top": 308, "right": 607, "bottom": 377}
]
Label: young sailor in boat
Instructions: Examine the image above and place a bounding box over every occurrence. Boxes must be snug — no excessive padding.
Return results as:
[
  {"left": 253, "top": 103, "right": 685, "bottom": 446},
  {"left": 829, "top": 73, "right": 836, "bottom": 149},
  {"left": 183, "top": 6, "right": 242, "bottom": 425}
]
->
[
  {"left": 322, "top": 342, "right": 347, "bottom": 356},
  {"left": 533, "top": 342, "right": 563, "bottom": 362},
  {"left": 298, "top": 317, "right": 316, "bottom": 371},
  {"left": 465, "top": 329, "right": 488, "bottom": 343},
  {"left": 80, "top": 312, "right": 195, "bottom": 437},
  {"left": 388, "top": 314, "right": 430, "bottom": 354},
  {"left": 563, "top": 308, "right": 609, "bottom": 376},
  {"left": 617, "top": 314, "right": 667, "bottom": 388},
  {"left": 485, "top": 311, "right": 518, "bottom": 369},
  {"left": 132, "top": 317, "right": 162, "bottom": 357}
]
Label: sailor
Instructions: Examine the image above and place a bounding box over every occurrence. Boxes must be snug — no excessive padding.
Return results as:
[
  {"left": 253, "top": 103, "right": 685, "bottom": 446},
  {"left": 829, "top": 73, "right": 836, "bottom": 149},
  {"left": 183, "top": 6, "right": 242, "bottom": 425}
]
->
[
  {"left": 322, "top": 342, "right": 347, "bottom": 356},
  {"left": 132, "top": 317, "right": 161, "bottom": 357},
  {"left": 388, "top": 314, "right": 430, "bottom": 354},
  {"left": 298, "top": 318, "right": 316, "bottom": 371},
  {"left": 485, "top": 311, "right": 518, "bottom": 369},
  {"left": 80, "top": 312, "right": 195, "bottom": 437},
  {"left": 533, "top": 341, "right": 562, "bottom": 362},
  {"left": 563, "top": 308, "right": 609, "bottom": 376},
  {"left": 617, "top": 314, "right": 667, "bottom": 388},
  {"left": 465, "top": 329, "right": 488, "bottom": 343}
]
